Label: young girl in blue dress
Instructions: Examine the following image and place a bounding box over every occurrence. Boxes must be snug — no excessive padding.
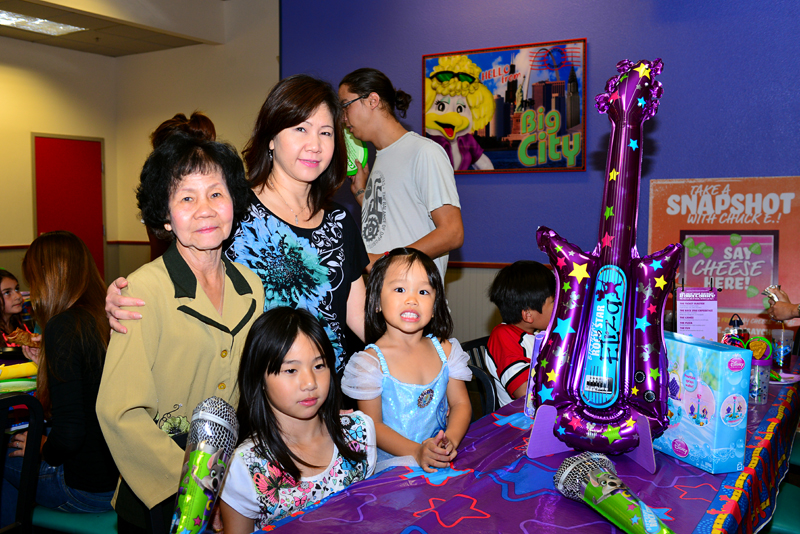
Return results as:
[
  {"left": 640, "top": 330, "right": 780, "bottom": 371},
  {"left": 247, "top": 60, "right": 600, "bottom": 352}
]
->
[
  {"left": 342, "top": 248, "right": 472, "bottom": 472},
  {"left": 220, "top": 307, "right": 376, "bottom": 532}
]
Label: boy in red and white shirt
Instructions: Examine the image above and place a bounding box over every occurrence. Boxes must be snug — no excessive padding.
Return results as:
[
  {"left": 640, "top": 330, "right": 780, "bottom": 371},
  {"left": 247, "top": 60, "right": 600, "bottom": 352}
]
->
[{"left": 485, "top": 261, "right": 555, "bottom": 407}]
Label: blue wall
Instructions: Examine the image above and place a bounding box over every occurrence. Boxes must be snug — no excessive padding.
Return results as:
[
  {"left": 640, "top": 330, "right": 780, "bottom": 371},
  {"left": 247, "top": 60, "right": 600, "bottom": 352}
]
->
[{"left": 280, "top": 0, "right": 800, "bottom": 264}]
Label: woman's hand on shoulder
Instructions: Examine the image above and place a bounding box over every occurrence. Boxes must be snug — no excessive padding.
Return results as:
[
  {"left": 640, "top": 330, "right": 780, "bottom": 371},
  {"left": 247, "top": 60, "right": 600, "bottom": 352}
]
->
[{"left": 105, "top": 277, "right": 145, "bottom": 334}]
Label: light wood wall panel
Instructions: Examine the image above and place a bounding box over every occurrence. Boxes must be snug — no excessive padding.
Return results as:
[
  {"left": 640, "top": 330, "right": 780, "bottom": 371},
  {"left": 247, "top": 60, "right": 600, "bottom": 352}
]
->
[{"left": 445, "top": 267, "right": 502, "bottom": 344}]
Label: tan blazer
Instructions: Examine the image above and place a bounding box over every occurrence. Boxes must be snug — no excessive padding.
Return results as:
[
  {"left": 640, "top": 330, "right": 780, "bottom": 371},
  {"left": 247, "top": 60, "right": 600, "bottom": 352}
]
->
[{"left": 97, "top": 243, "right": 264, "bottom": 508}]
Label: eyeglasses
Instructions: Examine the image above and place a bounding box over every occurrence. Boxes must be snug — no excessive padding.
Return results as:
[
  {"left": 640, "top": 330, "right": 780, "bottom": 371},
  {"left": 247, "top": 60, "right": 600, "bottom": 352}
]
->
[
  {"left": 341, "top": 96, "right": 366, "bottom": 109},
  {"left": 430, "top": 71, "right": 476, "bottom": 84}
]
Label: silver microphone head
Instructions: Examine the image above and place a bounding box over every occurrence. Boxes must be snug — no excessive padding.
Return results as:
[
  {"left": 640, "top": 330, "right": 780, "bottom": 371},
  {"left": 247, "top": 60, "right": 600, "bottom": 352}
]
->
[
  {"left": 188, "top": 396, "right": 239, "bottom": 454},
  {"left": 554, "top": 451, "right": 616, "bottom": 501}
]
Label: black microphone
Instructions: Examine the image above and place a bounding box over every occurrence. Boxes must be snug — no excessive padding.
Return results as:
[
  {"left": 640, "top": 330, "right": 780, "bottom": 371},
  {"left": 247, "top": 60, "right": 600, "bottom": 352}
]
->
[
  {"left": 554, "top": 451, "right": 674, "bottom": 534},
  {"left": 170, "top": 396, "right": 239, "bottom": 534}
]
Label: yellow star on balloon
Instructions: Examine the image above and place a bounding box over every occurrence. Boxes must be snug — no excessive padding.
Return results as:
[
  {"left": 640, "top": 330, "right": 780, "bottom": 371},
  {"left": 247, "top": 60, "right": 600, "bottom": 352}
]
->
[
  {"left": 569, "top": 262, "right": 590, "bottom": 283},
  {"left": 609, "top": 168, "right": 619, "bottom": 181},
  {"left": 546, "top": 369, "right": 558, "bottom": 383},
  {"left": 634, "top": 63, "right": 651, "bottom": 79},
  {"left": 625, "top": 417, "right": 636, "bottom": 428},
  {"left": 654, "top": 275, "right": 667, "bottom": 290},
  {"left": 631, "top": 386, "right": 639, "bottom": 395}
]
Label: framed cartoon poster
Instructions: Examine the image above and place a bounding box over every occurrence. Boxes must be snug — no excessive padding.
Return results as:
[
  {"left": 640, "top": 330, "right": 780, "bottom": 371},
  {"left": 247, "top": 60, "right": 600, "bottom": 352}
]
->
[{"left": 422, "top": 38, "right": 586, "bottom": 174}]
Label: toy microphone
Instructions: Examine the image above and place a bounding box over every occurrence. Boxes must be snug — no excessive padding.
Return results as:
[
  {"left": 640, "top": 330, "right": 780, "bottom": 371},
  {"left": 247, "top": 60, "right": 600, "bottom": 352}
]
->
[
  {"left": 554, "top": 451, "right": 674, "bottom": 534},
  {"left": 170, "top": 397, "right": 239, "bottom": 534}
]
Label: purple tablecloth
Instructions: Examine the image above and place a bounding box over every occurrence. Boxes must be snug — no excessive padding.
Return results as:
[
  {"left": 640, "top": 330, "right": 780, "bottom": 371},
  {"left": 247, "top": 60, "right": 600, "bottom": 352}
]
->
[{"left": 263, "top": 378, "right": 799, "bottom": 533}]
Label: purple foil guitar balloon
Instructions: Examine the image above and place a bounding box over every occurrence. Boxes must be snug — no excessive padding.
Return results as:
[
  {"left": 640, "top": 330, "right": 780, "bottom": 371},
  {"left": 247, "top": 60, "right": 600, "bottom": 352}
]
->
[{"left": 534, "top": 59, "right": 682, "bottom": 454}]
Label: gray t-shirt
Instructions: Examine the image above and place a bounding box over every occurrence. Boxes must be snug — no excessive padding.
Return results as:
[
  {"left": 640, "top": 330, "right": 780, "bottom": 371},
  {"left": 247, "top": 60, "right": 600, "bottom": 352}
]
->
[{"left": 361, "top": 131, "right": 460, "bottom": 278}]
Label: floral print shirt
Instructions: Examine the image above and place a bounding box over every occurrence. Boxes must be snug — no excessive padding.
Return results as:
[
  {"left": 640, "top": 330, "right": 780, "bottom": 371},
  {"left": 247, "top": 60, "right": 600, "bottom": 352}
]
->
[
  {"left": 224, "top": 192, "right": 369, "bottom": 370},
  {"left": 220, "top": 412, "right": 377, "bottom": 528}
]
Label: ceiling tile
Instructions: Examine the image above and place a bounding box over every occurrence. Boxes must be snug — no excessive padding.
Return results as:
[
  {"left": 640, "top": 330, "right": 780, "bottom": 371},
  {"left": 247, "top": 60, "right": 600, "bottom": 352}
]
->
[
  {"left": 98, "top": 24, "right": 200, "bottom": 48},
  {"left": 38, "top": 35, "right": 127, "bottom": 57},
  {"left": 0, "top": 0, "right": 214, "bottom": 57},
  {"left": 58, "top": 29, "right": 169, "bottom": 54}
]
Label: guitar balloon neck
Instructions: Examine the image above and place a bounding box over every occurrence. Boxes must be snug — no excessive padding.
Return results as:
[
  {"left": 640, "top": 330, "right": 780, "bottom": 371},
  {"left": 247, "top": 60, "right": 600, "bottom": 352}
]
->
[{"left": 598, "top": 129, "right": 644, "bottom": 269}]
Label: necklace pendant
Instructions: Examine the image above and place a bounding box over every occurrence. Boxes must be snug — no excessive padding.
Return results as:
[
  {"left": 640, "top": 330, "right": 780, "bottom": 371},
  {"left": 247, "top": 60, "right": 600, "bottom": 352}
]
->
[{"left": 295, "top": 215, "right": 299, "bottom": 224}]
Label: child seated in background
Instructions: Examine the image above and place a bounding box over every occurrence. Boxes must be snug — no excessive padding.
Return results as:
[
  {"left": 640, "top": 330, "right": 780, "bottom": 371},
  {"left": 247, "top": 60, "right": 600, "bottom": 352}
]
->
[
  {"left": 0, "top": 269, "right": 33, "bottom": 348},
  {"left": 486, "top": 261, "right": 555, "bottom": 407}
]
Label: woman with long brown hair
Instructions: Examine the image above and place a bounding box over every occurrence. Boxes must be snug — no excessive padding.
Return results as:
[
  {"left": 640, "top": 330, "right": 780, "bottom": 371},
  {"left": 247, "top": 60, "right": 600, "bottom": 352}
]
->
[{"left": 1, "top": 231, "right": 118, "bottom": 526}]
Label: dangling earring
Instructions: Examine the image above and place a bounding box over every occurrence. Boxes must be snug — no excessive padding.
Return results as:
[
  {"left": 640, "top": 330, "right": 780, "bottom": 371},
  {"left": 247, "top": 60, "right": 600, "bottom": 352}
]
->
[
  {"left": 268, "top": 148, "right": 273, "bottom": 162},
  {"left": 376, "top": 306, "right": 381, "bottom": 313}
]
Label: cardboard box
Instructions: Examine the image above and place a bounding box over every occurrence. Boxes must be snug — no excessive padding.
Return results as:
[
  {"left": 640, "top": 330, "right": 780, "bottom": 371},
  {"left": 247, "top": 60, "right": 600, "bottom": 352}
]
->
[{"left": 653, "top": 331, "right": 752, "bottom": 473}]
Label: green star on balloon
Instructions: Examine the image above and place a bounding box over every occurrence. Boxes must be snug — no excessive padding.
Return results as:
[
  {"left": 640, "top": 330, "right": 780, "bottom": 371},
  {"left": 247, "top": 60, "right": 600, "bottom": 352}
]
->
[
  {"left": 604, "top": 206, "right": 614, "bottom": 220},
  {"left": 562, "top": 281, "right": 571, "bottom": 292},
  {"left": 603, "top": 425, "right": 622, "bottom": 444},
  {"left": 555, "top": 245, "right": 564, "bottom": 253},
  {"left": 649, "top": 367, "right": 661, "bottom": 380},
  {"left": 539, "top": 357, "right": 549, "bottom": 369}
]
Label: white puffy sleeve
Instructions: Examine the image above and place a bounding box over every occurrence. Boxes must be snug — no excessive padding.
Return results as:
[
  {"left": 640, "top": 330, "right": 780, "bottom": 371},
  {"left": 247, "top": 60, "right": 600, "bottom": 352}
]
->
[
  {"left": 341, "top": 351, "right": 384, "bottom": 400},
  {"left": 446, "top": 338, "right": 473, "bottom": 382}
]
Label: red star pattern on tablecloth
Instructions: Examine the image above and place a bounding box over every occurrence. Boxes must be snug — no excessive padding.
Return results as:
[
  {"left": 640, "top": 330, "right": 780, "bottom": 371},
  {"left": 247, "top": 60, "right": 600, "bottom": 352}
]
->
[{"left": 413, "top": 494, "right": 490, "bottom": 527}]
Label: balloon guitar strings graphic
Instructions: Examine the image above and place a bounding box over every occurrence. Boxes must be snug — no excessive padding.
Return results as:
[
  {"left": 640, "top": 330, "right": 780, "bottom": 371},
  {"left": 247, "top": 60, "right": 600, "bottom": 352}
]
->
[{"left": 534, "top": 58, "right": 683, "bottom": 454}]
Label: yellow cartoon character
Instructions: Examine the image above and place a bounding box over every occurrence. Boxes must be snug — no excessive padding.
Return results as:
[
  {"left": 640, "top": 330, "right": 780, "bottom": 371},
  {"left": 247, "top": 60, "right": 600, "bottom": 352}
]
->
[{"left": 425, "top": 55, "right": 495, "bottom": 170}]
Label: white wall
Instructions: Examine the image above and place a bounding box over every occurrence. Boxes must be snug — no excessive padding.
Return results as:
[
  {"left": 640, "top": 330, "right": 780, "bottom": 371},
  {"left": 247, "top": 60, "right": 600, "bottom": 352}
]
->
[
  {"left": 0, "top": 36, "right": 117, "bottom": 246},
  {"left": 113, "top": 0, "right": 280, "bottom": 240},
  {"left": 446, "top": 267, "right": 503, "bottom": 342},
  {"left": 0, "top": 0, "right": 279, "bottom": 255}
]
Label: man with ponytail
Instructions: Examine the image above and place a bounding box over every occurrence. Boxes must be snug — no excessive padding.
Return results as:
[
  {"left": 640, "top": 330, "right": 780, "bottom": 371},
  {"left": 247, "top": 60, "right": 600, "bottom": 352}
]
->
[{"left": 339, "top": 68, "right": 464, "bottom": 278}]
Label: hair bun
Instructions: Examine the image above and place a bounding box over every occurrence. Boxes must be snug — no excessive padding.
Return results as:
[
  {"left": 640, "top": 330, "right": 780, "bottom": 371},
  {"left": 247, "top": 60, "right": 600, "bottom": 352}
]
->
[{"left": 394, "top": 89, "right": 412, "bottom": 117}]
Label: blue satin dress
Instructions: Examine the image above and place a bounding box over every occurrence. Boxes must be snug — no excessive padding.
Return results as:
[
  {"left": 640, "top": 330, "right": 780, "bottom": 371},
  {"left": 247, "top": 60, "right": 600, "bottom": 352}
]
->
[{"left": 370, "top": 335, "right": 449, "bottom": 463}]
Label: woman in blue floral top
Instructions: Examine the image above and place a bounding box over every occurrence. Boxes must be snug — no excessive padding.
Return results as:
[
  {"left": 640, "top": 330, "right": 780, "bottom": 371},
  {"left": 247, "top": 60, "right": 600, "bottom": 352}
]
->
[
  {"left": 107, "top": 75, "right": 369, "bottom": 372},
  {"left": 225, "top": 74, "right": 368, "bottom": 371}
]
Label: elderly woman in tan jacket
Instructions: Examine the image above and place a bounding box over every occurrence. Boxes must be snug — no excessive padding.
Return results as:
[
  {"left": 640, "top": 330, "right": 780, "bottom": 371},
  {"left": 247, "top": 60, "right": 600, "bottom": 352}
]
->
[{"left": 97, "top": 132, "right": 264, "bottom": 534}]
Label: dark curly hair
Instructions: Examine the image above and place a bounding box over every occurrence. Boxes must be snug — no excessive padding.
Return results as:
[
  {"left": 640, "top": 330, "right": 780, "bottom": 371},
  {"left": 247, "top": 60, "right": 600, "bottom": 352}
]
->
[
  {"left": 243, "top": 74, "right": 346, "bottom": 217},
  {"left": 236, "top": 307, "right": 367, "bottom": 482},
  {"left": 364, "top": 248, "right": 453, "bottom": 345},
  {"left": 136, "top": 131, "right": 250, "bottom": 240}
]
